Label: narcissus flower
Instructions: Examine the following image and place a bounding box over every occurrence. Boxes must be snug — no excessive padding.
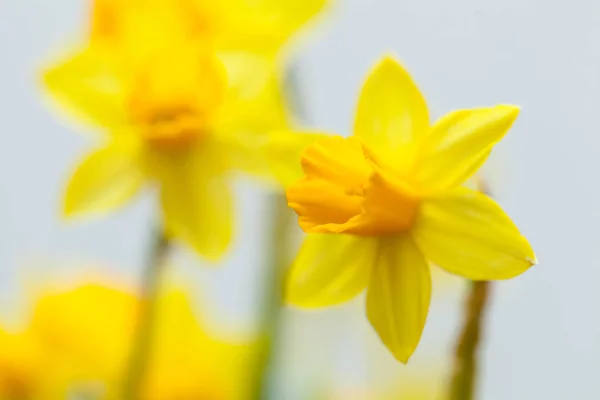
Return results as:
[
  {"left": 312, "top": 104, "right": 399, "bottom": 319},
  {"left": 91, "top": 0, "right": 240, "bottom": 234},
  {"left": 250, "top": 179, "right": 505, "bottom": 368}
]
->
[
  {"left": 43, "top": 0, "right": 326, "bottom": 259},
  {"left": 284, "top": 56, "right": 536, "bottom": 363},
  {"left": 1, "top": 280, "right": 255, "bottom": 400},
  {"left": 0, "top": 329, "right": 49, "bottom": 400}
]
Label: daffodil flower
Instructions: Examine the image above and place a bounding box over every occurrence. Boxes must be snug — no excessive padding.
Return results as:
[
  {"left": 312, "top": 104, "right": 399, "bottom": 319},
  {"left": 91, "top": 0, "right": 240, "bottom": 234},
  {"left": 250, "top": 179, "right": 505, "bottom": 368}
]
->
[
  {"left": 42, "top": 0, "right": 326, "bottom": 259},
  {"left": 0, "top": 281, "right": 255, "bottom": 400},
  {"left": 0, "top": 329, "right": 47, "bottom": 399},
  {"left": 284, "top": 56, "right": 536, "bottom": 363}
]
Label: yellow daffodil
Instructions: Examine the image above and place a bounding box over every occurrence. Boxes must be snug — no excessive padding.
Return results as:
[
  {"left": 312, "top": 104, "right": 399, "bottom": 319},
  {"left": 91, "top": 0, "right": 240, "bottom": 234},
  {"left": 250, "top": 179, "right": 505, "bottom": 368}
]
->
[
  {"left": 140, "top": 289, "right": 254, "bottom": 400},
  {"left": 283, "top": 55, "right": 536, "bottom": 363},
  {"left": 0, "top": 280, "right": 255, "bottom": 399},
  {"left": 43, "top": 0, "right": 326, "bottom": 259},
  {"left": 0, "top": 284, "right": 133, "bottom": 400},
  {"left": 0, "top": 329, "right": 48, "bottom": 400},
  {"left": 30, "top": 283, "right": 138, "bottom": 398}
]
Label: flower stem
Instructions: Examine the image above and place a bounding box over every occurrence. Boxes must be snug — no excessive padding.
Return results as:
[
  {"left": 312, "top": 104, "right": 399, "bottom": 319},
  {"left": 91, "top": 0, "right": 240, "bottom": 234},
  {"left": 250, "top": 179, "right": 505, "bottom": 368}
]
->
[
  {"left": 251, "top": 60, "right": 305, "bottom": 399},
  {"left": 123, "top": 226, "right": 171, "bottom": 400},
  {"left": 448, "top": 280, "right": 492, "bottom": 400},
  {"left": 253, "top": 193, "right": 294, "bottom": 399}
]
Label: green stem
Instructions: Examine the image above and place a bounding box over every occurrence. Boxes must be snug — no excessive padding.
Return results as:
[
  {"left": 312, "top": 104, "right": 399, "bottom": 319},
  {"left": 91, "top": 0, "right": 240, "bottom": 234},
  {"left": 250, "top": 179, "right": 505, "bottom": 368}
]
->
[
  {"left": 123, "top": 227, "right": 171, "bottom": 400},
  {"left": 253, "top": 193, "right": 294, "bottom": 400},
  {"left": 448, "top": 281, "right": 492, "bottom": 400}
]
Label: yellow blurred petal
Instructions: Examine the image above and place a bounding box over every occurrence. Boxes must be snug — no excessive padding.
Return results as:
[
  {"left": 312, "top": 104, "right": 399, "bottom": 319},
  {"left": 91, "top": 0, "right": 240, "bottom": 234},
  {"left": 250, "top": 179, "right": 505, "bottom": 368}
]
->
[
  {"left": 213, "top": 134, "right": 271, "bottom": 180},
  {"left": 226, "top": 130, "right": 326, "bottom": 185},
  {"left": 64, "top": 138, "right": 145, "bottom": 218},
  {"left": 415, "top": 105, "right": 520, "bottom": 194},
  {"left": 0, "top": 330, "right": 43, "bottom": 400},
  {"left": 214, "top": 0, "right": 327, "bottom": 53},
  {"left": 126, "top": 45, "right": 226, "bottom": 128},
  {"left": 216, "top": 53, "right": 289, "bottom": 135},
  {"left": 354, "top": 56, "right": 429, "bottom": 154},
  {"left": 42, "top": 46, "right": 127, "bottom": 130},
  {"left": 286, "top": 234, "right": 378, "bottom": 307},
  {"left": 366, "top": 236, "right": 431, "bottom": 364},
  {"left": 263, "top": 130, "right": 328, "bottom": 186},
  {"left": 156, "top": 140, "right": 233, "bottom": 260},
  {"left": 90, "top": 0, "right": 128, "bottom": 44},
  {"left": 143, "top": 286, "right": 254, "bottom": 400},
  {"left": 412, "top": 187, "right": 537, "bottom": 280},
  {"left": 30, "top": 284, "right": 137, "bottom": 381}
]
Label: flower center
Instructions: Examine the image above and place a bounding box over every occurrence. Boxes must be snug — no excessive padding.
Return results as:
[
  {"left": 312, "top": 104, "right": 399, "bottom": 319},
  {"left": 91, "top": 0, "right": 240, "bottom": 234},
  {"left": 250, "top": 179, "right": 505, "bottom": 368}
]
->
[
  {"left": 131, "top": 104, "right": 208, "bottom": 148},
  {"left": 0, "top": 363, "right": 32, "bottom": 400},
  {"left": 287, "top": 136, "right": 420, "bottom": 237},
  {"left": 125, "top": 49, "right": 226, "bottom": 149}
]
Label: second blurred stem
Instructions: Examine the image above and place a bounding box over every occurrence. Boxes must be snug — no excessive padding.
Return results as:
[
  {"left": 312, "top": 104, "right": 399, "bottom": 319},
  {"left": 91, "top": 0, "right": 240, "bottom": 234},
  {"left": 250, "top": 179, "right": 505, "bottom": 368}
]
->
[
  {"left": 123, "top": 226, "right": 171, "bottom": 400},
  {"left": 448, "top": 280, "right": 492, "bottom": 400},
  {"left": 253, "top": 193, "right": 294, "bottom": 400}
]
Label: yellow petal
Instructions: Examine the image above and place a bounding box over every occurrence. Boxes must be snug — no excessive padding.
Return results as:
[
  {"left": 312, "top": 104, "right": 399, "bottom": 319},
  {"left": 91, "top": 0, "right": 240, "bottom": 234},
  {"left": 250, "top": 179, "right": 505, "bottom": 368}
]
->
[
  {"left": 0, "top": 329, "right": 46, "bottom": 399},
  {"left": 415, "top": 105, "right": 520, "bottom": 194},
  {"left": 354, "top": 56, "right": 429, "bottom": 154},
  {"left": 366, "top": 236, "right": 431, "bottom": 363},
  {"left": 30, "top": 284, "right": 137, "bottom": 381},
  {"left": 216, "top": 53, "right": 289, "bottom": 135},
  {"left": 214, "top": 0, "right": 327, "bottom": 53},
  {"left": 155, "top": 140, "right": 233, "bottom": 260},
  {"left": 93, "top": 0, "right": 209, "bottom": 51},
  {"left": 143, "top": 286, "right": 254, "bottom": 400},
  {"left": 412, "top": 187, "right": 536, "bottom": 280},
  {"left": 126, "top": 45, "right": 226, "bottom": 130},
  {"left": 286, "top": 234, "right": 378, "bottom": 308},
  {"left": 90, "top": 0, "right": 128, "bottom": 44},
  {"left": 64, "top": 137, "right": 144, "bottom": 218},
  {"left": 261, "top": 130, "right": 329, "bottom": 187},
  {"left": 42, "top": 46, "right": 127, "bottom": 131}
]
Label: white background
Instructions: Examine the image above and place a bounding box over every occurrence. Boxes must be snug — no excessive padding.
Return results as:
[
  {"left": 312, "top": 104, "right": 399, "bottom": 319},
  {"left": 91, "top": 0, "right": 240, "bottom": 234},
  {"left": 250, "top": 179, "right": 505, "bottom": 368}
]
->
[{"left": 1, "top": 0, "right": 598, "bottom": 399}]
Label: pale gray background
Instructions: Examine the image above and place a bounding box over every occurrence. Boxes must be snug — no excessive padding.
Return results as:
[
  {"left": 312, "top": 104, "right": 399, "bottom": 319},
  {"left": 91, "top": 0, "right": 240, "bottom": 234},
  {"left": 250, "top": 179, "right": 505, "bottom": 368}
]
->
[{"left": 0, "top": 0, "right": 597, "bottom": 399}]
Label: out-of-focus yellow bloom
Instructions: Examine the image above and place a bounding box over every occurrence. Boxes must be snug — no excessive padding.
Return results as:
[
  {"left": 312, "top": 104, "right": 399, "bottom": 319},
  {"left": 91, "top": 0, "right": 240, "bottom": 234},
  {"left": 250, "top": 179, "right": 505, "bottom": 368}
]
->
[
  {"left": 43, "top": 0, "right": 327, "bottom": 259},
  {"left": 30, "top": 283, "right": 138, "bottom": 398},
  {"left": 140, "top": 289, "right": 254, "bottom": 400},
  {"left": 0, "top": 284, "right": 136, "bottom": 399},
  {"left": 283, "top": 55, "right": 536, "bottom": 363},
  {"left": 0, "top": 282, "right": 255, "bottom": 399},
  {"left": 0, "top": 329, "right": 49, "bottom": 400}
]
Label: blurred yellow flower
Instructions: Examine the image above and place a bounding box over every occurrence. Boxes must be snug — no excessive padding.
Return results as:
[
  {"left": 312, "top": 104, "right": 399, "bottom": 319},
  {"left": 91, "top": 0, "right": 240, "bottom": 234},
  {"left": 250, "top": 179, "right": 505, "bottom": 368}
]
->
[
  {"left": 42, "top": 0, "right": 327, "bottom": 259},
  {"left": 284, "top": 55, "right": 536, "bottom": 363},
  {"left": 0, "top": 281, "right": 255, "bottom": 399},
  {"left": 0, "top": 329, "right": 47, "bottom": 400}
]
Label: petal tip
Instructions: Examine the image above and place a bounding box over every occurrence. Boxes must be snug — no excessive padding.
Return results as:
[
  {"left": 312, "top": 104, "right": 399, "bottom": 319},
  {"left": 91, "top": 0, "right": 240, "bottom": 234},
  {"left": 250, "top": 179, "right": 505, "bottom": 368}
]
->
[
  {"left": 373, "top": 53, "right": 404, "bottom": 74},
  {"left": 395, "top": 352, "right": 412, "bottom": 364},
  {"left": 384, "top": 343, "right": 415, "bottom": 364},
  {"left": 497, "top": 104, "right": 521, "bottom": 118},
  {"left": 62, "top": 197, "right": 79, "bottom": 219},
  {"left": 527, "top": 255, "right": 538, "bottom": 266}
]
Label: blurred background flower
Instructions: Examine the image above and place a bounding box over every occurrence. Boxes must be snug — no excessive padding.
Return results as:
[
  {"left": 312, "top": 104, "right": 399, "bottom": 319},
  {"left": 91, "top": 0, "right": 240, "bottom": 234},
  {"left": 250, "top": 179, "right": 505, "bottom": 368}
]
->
[
  {"left": 0, "top": 276, "right": 256, "bottom": 400},
  {"left": 42, "top": 0, "right": 328, "bottom": 258}
]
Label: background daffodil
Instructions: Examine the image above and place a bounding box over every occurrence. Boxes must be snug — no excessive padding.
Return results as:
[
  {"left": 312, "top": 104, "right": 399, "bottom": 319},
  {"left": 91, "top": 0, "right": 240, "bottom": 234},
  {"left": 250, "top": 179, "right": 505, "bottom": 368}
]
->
[
  {"left": 283, "top": 55, "right": 537, "bottom": 363},
  {"left": 0, "top": 280, "right": 255, "bottom": 400},
  {"left": 0, "top": 329, "right": 50, "bottom": 400},
  {"left": 42, "top": 0, "right": 327, "bottom": 259}
]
